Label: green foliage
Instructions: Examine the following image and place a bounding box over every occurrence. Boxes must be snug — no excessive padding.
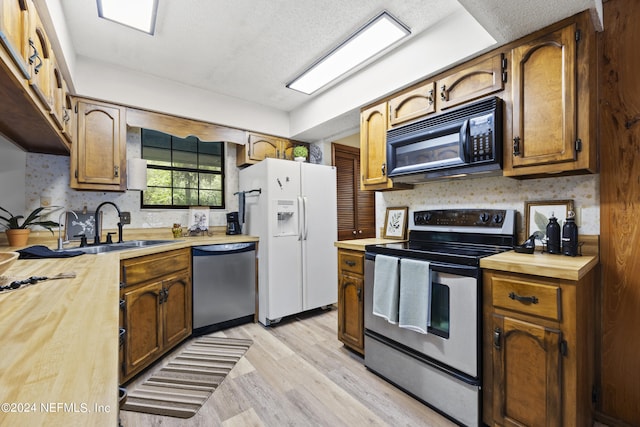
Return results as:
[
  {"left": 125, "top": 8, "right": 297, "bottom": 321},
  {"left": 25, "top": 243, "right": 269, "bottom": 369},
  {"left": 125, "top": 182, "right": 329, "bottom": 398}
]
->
[
  {"left": 293, "top": 145, "right": 308, "bottom": 158},
  {"left": 0, "top": 206, "right": 59, "bottom": 234}
]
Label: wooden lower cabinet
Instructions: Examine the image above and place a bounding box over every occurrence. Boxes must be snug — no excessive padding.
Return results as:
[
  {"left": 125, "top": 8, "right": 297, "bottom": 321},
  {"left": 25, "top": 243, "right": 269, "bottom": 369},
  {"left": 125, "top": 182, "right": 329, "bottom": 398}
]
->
[
  {"left": 337, "top": 249, "right": 364, "bottom": 354},
  {"left": 119, "top": 249, "right": 192, "bottom": 384},
  {"left": 483, "top": 268, "right": 595, "bottom": 426}
]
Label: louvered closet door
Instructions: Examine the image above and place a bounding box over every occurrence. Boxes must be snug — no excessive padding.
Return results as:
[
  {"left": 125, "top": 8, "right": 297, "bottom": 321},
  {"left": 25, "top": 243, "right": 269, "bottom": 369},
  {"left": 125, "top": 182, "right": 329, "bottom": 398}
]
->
[{"left": 333, "top": 144, "right": 375, "bottom": 240}]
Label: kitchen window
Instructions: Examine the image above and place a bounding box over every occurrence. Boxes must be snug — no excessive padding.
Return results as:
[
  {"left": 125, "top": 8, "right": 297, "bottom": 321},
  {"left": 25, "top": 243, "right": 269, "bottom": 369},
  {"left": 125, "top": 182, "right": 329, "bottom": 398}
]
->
[{"left": 141, "top": 129, "right": 225, "bottom": 209}]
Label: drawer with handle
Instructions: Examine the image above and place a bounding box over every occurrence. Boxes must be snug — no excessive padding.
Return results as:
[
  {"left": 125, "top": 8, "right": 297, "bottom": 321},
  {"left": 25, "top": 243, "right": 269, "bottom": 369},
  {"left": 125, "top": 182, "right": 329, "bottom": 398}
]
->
[
  {"left": 338, "top": 251, "right": 364, "bottom": 274},
  {"left": 492, "top": 275, "right": 561, "bottom": 321}
]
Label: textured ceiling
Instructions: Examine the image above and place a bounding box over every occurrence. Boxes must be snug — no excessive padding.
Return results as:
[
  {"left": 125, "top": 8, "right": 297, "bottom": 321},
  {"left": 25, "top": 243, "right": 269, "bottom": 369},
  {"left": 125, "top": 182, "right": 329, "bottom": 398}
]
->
[{"left": 54, "top": 0, "right": 601, "bottom": 140}]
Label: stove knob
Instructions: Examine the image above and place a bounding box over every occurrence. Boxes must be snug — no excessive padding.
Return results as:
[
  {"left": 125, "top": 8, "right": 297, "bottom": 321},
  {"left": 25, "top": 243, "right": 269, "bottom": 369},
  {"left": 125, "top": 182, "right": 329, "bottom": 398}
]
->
[
  {"left": 493, "top": 213, "right": 504, "bottom": 224},
  {"left": 479, "top": 212, "right": 490, "bottom": 223}
]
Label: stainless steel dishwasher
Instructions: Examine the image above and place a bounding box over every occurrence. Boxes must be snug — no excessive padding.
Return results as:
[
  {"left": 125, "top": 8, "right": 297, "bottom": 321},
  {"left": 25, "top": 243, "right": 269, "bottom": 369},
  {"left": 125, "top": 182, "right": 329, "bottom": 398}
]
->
[{"left": 192, "top": 242, "right": 256, "bottom": 335}]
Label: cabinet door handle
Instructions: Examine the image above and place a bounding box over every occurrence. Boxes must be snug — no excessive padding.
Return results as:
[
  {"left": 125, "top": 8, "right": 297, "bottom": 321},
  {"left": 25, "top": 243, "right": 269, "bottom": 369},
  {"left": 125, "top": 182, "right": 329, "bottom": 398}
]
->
[
  {"left": 508, "top": 291, "right": 538, "bottom": 305},
  {"left": 345, "top": 260, "right": 356, "bottom": 267},
  {"left": 119, "top": 328, "right": 126, "bottom": 347},
  {"left": 381, "top": 163, "right": 386, "bottom": 176},
  {"left": 357, "top": 287, "right": 362, "bottom": 302},
  {"left": 28, "top": 39, "right": 38, "bottom": 65},
  {"left": 440, "top": 84, "right": 447, "bottom": 101},
  {"left": 427, "top": 88, "right": 434, "bottom": 106},
  {"left": 513, "top": 136, "right": 521, "bottom": 156},
  {"left": 114, "top": 165, "right": 119, "bottom": 178},
  {"left": 493, "top": 327, "right": 501, "bottom": 349}
]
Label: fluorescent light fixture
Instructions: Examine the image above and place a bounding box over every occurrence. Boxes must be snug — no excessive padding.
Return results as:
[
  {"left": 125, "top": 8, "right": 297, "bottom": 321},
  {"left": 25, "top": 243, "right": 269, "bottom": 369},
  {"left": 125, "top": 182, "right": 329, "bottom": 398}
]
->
[
  {"left": 287, "top": 11, "right": 410, "bottom": 95},
  {"left": 97, "top": 0, "right": 159, "bottom": 35}
]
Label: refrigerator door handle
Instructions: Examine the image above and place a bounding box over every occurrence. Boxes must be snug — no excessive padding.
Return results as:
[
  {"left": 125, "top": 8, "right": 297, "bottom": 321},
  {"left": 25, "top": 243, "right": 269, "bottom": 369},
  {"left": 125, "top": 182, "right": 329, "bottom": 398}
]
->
[
  {"left": 297, "top": 196, "right": 304, "bottom": 241},
  {"left": 303, "top": 196, "right": 309, "bottom": 240}
]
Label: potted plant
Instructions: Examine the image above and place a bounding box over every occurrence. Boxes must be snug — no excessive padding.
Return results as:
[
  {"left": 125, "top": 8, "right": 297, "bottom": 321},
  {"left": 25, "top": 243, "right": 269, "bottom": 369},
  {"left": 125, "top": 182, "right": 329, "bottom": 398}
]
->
[
  {"left": 293, "top": 145, "right": 308, "bottom": 162},
  {"left": 0, "top": 206, "right": 59, "bottom": 247}
]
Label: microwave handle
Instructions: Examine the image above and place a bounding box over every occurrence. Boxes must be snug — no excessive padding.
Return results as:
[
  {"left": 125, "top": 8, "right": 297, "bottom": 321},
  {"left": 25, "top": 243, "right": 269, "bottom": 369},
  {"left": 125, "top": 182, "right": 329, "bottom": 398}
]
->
[{"left": 459, "top": 119, "right": 471, "bottom": 163}]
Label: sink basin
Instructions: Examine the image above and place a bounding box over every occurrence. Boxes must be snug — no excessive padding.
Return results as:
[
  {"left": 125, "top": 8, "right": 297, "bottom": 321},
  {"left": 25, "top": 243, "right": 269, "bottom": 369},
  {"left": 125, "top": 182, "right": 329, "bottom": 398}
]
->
[{"left": 59, "top": 240, "right": 180, "bottom": 254}]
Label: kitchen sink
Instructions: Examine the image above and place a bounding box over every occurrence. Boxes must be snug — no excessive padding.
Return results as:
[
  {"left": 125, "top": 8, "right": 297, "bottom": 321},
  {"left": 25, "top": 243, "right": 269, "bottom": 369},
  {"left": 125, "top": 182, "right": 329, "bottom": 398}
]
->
[{"left": 59, "top": 240, "right": 180, "bottom": 254}]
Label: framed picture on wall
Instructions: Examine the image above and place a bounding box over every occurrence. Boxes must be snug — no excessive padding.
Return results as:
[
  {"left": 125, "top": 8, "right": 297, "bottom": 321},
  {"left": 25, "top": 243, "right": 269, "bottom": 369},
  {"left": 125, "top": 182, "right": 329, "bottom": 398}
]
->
[
  {"left": 65, "top": 211, "right": 101, "bottom": 241},
  {"left": 524, "top": 199, "right": 574, "bottom": 243},
  {"left": 383, "top": 206, "right": 408, "bottom": 240},
  {"left": 188, "top": 206, "right": 210, "bottom": 232}
]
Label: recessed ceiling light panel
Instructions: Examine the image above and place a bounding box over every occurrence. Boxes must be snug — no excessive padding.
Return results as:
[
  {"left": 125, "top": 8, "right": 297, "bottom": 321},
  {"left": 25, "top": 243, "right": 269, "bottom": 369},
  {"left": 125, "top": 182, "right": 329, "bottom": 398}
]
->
[
  {"left": 287, "top": 11, "right": 410, "bottom": 95},
  {"left": 97, "top": 0, "right": 159, "bottom": 35}
]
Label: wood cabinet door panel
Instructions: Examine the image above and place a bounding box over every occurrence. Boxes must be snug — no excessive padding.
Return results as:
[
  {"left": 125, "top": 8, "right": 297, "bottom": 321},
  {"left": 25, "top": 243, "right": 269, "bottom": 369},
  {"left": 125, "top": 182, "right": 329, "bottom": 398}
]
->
[
  {"left": 493, "top": 315, "right": 562, "bottom": 427},
  {"left": 27, "top": 10, "right": 52, "bottom": 111},
  {"left": 512, "top": 24, "right": 576, "bottom": 168},
  {"left": 360, "top": 103, "right": 388, "bottom": 186},
  {"left": 76, "top": 100, "right": 126, "bottom": 187},
  {"left": 162, "top": 273, "right": 192, "bottom": 348},
  {"left": 248, "top": 133, "right": 278, "bottom": 161},
  {"left": 0, "top": 0, "right": 31, "bottom": 79},
  {"left": 124, "top": 283, "right": 162, "bottom": 376},
  {"left": 338, "top": 272, "right": 364, "bottom": 353},
  {"left": 388, "top": 81, "right": 435, "bottom": 127},
  {"left": 439, "top": 53, "right": 505, "bottom": 110}
]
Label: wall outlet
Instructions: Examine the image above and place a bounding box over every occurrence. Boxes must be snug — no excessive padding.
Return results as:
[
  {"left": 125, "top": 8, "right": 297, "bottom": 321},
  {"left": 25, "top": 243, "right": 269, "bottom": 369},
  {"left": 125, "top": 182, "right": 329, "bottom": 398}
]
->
[{"left": 121, "top": 212, "right": 131, "bottom": 224}]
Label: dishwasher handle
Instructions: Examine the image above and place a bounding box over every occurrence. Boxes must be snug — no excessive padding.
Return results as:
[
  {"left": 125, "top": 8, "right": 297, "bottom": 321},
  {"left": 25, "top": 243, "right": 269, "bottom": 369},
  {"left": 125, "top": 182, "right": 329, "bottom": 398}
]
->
[{"left": 192, "top": 242, "right": 256, "bottom": 257}]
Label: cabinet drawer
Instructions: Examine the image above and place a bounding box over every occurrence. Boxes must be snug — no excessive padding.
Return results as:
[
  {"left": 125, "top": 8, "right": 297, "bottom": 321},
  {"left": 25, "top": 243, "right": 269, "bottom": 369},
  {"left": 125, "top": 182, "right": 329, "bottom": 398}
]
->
[
  {"left": 492, "top": 276, "right": 561, "bottom": 320},
  {"left": 338, "top": 251, "right": 364, "bottom": 274},
  {"left": 121, "top": 248, "right": 190, "bottom": 286}
]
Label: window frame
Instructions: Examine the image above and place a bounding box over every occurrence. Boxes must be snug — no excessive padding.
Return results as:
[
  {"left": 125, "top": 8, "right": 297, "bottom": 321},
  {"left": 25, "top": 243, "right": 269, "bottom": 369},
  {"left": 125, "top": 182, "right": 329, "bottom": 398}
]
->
[{"left": 140, "top": 129, "right": 226, "bottom": 210}]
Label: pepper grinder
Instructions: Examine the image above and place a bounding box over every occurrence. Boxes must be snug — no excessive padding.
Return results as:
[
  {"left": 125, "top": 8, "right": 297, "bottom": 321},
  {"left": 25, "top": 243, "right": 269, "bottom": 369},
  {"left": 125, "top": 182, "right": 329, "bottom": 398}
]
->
[
  {"left": 546, "top": 212, "right": 561, "bottom": 254},
  {"left": 562, "top": 211, "right": 579, "bottom": 256}
]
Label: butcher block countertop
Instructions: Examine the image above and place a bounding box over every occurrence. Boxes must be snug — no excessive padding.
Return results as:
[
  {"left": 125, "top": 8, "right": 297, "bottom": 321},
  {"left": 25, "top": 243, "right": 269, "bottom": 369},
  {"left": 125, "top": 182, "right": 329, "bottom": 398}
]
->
[
  {"left": 0, "top": 232, "right": 258, "bottom": 427},
  {"left": 334, "top": 238, "right": 405, "bottom": 251},
  {"left": 480, "top": 250, "right": 599, "bottom": 281}
]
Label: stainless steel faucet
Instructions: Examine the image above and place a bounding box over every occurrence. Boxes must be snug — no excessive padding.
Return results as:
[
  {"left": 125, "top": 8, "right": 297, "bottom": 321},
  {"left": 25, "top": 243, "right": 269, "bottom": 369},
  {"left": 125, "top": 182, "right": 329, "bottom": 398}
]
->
[
  {"left": 57, "top": 210, "right": 78, "bottom": 250},
  {"left": 94, "top": 202, "right": 124, "bottom": 245}
]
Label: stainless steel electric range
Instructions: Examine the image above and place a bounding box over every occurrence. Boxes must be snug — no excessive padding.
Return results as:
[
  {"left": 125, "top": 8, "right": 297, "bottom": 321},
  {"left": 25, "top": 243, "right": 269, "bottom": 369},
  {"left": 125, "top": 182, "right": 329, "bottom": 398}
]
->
[{"left": 364, "top": 208, "right": 516, "bottom": 426}]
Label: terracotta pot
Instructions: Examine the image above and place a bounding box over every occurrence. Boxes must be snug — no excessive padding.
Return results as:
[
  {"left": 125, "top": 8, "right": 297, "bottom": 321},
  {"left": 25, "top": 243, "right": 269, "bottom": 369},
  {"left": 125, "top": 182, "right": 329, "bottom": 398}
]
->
[{"left": 5, "top": 229, "right": 31, "bottom": 247}]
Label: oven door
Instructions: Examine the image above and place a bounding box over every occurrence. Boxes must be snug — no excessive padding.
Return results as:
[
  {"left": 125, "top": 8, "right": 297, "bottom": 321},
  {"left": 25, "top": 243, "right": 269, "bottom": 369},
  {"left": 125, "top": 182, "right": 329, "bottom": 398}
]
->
[{"left": 364, "top": 254, "right": 479, "bottom": 378}]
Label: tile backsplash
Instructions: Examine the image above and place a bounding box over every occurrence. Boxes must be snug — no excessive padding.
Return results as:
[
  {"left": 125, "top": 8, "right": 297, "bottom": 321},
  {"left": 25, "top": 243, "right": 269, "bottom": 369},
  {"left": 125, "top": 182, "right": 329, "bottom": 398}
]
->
[{"left": 377, "top": 174, "right": 599, "bottom": 240}]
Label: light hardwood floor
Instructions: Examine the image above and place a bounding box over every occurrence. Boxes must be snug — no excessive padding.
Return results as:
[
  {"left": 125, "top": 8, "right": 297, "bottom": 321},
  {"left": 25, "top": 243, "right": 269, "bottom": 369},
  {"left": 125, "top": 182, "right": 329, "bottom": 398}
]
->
[{"left": 119, "top": 307, "right": 457, "bottom": 427}]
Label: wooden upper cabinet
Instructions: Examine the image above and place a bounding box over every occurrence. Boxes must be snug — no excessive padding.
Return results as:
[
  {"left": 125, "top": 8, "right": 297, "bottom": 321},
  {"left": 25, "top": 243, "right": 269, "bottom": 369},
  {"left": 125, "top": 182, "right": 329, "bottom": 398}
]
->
[
  {"left": 236, "top": 132, "right": 305, "bottom": 166},
  {"left": 360, "top": 103, "right": 388, "bottom": 187},
  {"left": 505, "top": 12, "right": 597, "bottom": 178},
  {"left": 49, "top": 55, "right": 64, "bottom": 130},
  {"left": 0, "top": 0, "right": 31, "bottom": 79},
  {"left": 388, "top": 81, "right": 435, "bottom": 128},
  {"left": 61, "top": 91, "right": 75, "bottom": 144},
  {"left": 438, "top": 53, "right": 506, "bottom": 111},
  {"left": 72, "top": 98, "right": 127, "bottom": 191},
  {"left": 26, "top": 6, "right": 52, "bottom": 111},
  {"left": 511, "top": 24, "right": 576, "bottom": 169}
]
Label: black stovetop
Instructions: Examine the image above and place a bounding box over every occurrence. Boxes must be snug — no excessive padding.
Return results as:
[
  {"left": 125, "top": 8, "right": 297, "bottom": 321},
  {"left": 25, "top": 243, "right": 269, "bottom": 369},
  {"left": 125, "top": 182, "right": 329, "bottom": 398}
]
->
[{"left": 366, "top": 209, "right": 517, "bottom": 267}]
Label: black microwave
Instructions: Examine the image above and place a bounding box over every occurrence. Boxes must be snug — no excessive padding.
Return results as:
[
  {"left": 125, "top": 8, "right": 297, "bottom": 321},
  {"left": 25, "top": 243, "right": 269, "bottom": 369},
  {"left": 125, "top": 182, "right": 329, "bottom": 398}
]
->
[{"left": 387, "top": 97, "right": 503, "bottom": 182}]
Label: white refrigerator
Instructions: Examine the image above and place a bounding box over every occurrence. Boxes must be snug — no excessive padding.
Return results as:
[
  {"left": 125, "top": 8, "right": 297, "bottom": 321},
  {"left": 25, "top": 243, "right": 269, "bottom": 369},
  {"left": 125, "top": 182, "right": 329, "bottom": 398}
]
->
[{"left": 239, "top": 158, "right": 338, "bottom": 325}]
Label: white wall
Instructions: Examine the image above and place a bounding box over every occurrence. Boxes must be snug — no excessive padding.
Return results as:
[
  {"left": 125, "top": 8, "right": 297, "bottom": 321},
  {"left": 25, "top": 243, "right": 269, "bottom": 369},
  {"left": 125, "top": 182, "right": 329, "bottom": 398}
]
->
[
  {"left": 0, "top": 136, "right": 27, "bottom": 217},
  {"left": 72, "top": 57, "right": 291, "bottom": 139}
]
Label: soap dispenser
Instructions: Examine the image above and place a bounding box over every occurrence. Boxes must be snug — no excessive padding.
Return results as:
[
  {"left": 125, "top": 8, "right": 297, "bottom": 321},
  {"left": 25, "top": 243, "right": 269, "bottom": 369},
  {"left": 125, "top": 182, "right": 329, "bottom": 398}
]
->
[
  {"left": 546, "top": 212, "right": 561, "bottom": 254},
  {"left": 562, "top": 211, "right": 579, "bottom": 256}
]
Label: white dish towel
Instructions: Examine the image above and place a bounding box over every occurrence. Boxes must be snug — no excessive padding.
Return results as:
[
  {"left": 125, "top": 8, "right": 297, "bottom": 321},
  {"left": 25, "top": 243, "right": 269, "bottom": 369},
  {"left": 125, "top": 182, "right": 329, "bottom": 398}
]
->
[
  {"left": 399, "top": 258, "right": 431, "bottom": 334},
  {"left": 372, "top": 254, "right": 400, "bottom": 324}
]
